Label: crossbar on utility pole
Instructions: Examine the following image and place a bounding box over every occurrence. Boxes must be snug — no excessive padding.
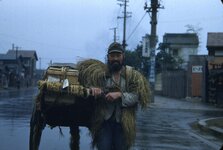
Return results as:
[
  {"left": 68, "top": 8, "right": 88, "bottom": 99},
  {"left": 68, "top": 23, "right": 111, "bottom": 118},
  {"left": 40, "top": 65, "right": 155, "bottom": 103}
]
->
[{"left": 117, "top": 0, "right": 131, "bottom": 51}]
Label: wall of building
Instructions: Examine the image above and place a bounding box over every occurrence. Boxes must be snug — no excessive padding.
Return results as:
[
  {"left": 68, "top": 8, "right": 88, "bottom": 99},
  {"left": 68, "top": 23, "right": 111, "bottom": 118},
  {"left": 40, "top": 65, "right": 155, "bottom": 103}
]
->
[
  {"left": 187, "top": 55, "right": 208, "bottom": 101},
  {"left": 179, "top": 47, "right": 198, "bottom": 63}
]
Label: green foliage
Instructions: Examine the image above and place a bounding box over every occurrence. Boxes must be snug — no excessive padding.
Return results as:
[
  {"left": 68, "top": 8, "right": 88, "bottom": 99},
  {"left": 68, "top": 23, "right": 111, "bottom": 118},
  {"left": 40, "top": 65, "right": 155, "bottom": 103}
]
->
[
  {"left": 125, "top": 50, "right": 141, "bottom": 69},
  {"left": 156, "top": 45, "right": 184, "bottom": 72},
  {"left": 125, "top": 45, "right": 149, "bottom": 76},
  {"left": 125, "top": 42, "right": 184, "bottom": 76}
]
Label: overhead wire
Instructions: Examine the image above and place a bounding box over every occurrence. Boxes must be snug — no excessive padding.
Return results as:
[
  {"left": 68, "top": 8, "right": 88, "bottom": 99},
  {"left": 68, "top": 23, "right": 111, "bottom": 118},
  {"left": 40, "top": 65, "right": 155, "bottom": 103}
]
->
[
  {"left": 127, "top": 12, "right": 147, "bottom": 41},
  {"left": 125, "top": 0, "right": 150, "bottom": 43}
]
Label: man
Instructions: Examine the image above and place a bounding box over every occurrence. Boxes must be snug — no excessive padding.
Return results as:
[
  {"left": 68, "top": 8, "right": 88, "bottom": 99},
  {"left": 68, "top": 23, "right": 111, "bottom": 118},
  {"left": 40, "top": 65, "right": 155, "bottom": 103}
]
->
[{"left": 90, "top": 42, "right": 150, "bottom": 150}]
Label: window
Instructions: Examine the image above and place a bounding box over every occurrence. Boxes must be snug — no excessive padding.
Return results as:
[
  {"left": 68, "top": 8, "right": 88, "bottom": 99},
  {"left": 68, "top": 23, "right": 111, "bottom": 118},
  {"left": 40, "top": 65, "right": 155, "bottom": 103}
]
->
[
  {"left": 215, "top": 50, "right": 223, "bottom": 56},
  {"left": 173, "top": 49, "right": 178, "bottom": 56}
]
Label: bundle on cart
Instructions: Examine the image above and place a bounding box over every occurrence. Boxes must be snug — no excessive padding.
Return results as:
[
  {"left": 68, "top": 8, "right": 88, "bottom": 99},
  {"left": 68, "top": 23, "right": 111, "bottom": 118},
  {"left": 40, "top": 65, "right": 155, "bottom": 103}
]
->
[{"left": 36, "top": 65, "right": 89, "bottom": 109}]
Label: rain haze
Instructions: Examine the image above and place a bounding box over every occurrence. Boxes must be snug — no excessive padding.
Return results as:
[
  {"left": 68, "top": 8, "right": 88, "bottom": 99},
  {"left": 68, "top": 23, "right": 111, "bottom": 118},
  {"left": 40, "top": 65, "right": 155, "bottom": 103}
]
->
[
  {"left": 0, "top": 0, "right": 223, "bottom": 68},
  {"left": 1, "top": 1, "right": 223, "bottom": 150}
]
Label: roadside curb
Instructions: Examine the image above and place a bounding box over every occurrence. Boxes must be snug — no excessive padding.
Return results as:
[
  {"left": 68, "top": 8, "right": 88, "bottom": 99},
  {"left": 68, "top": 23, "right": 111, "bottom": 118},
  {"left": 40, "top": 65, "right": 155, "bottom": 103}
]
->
[{"left": 197, "top": 117, "right": 223, "bottom": 138}]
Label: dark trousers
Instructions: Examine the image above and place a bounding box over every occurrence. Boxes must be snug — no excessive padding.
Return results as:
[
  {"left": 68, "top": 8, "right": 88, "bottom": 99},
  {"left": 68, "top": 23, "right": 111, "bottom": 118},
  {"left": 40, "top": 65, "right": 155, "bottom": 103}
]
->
[{"left": 96, "top": 119, "right": 127, "bottom": 150}]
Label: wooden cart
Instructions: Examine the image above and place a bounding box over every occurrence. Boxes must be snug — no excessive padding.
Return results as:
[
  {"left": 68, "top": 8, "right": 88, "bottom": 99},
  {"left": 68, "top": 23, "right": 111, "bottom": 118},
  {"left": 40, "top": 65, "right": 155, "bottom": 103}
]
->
[{"left": 29, "top": 64, "right": 95, "bottom": 150}]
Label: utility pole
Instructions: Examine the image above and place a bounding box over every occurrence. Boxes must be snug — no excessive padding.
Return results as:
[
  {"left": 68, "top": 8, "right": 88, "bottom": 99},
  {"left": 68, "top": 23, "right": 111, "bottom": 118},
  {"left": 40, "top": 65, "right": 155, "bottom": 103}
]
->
[
  {"left": 39, "top": 57, "right": 41, "bottom": 70},
  {"left": 12, "top": 43, "right": 15, "bottom": 50},
  {"left": 15, "top": 46, "right": 19, "bottom": 74},
  {"left": 122, "top": 0, "right": 127, "bottom": 50},
  {"left": 144, "top": 0, "right": 163, "bottom": 102},
  {"left": 117, "top": 0, "right": 131, "bottom": 51},
  {"left": 110, "top": 27, "right": 117, "bottom": 42},
  {"left": 15, "top": 46, "right": 19, "bottom": 60}
]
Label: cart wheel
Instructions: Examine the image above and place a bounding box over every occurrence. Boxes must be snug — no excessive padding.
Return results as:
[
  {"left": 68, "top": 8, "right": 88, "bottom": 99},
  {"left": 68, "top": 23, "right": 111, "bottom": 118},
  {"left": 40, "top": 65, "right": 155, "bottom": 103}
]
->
[{"left": 29, "top": 107, "right": 45, "bottom": 150}]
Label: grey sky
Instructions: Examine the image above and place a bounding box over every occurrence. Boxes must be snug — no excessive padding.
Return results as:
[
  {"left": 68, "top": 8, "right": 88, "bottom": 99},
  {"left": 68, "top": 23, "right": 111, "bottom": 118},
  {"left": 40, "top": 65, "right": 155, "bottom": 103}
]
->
[{"left": 0, "top": 0, "right": 223, "bottom": 69}]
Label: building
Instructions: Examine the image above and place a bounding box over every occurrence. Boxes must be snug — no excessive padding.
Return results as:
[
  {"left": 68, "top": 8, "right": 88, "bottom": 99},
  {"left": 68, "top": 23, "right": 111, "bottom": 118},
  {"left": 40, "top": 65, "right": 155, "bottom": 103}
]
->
[
  {"left": 187, "top": 55, "right": 208, "bottom": 100},
  {"left": 207, "top": 32, "right": 223, "bottom": 68},
  {"left": 0, "top": 48, "right": 38, "bottom": 88},
  {"left": 187, "top": 33, "right": 223, "bottom": 102},
  {"left": 157, "top": 32, "right": 223, "bottom": 104},
  {"left": 206, "top": 32, "right": 223, "bottom": 105},
  {"left": 160, "top": 33, "right": 199, "bottom": 69}
]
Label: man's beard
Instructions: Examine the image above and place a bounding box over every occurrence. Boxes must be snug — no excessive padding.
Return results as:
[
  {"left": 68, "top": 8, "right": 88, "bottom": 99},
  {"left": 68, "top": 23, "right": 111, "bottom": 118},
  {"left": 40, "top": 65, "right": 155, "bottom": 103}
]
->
[{"left": 108, "top": 61, "right": 123, "bottom": 73}]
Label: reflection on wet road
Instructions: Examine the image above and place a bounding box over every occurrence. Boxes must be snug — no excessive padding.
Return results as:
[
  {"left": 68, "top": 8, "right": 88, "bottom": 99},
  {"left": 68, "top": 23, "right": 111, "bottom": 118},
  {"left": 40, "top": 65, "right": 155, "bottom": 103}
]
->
[
  {"left": 133, "top": 96, "right": 223, "bottom": 150},
  {"left": 0, "top": 88, "right": 222, "bottom": 150},
  {"left": 0, "top": 87, "right": 92, "bottom": 150},
  {"left": 0, "top": 88, "right": 37, "bottom": 150},
  {"left": 0, "top": 88, "right": 35, "bottom": 124}
]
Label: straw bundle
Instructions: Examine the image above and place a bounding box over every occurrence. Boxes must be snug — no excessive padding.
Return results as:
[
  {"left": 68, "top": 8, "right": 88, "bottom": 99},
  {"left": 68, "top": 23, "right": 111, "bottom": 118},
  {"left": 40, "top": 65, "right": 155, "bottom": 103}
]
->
[
  {"left": 126, "top": 67, "right": 150, "bottom": 109},
  {"left": 37, "top": 80, "right": 88, "bottom": 98},
  {"left": 77, "top": 59, "right": 107, "bottom": 87}
]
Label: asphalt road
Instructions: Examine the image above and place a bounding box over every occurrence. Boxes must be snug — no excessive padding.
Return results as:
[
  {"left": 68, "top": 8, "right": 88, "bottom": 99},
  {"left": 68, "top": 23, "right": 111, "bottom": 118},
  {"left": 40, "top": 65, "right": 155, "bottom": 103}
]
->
[
  {"left": 133, "top": 96, "right": 223, "bottom": 150},
  {"left": 0, "top": 88, "right": 222, "bottom": 150}
]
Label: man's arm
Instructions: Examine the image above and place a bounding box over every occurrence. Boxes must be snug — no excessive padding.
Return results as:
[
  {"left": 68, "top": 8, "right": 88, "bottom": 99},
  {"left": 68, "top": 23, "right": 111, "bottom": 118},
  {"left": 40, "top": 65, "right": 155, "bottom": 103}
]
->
[
  {"left": 90, "top": 87, "right": 139, "bottom": 107},
  {"left": 104, "top": 90, "right": 138, "bottom": 107}
]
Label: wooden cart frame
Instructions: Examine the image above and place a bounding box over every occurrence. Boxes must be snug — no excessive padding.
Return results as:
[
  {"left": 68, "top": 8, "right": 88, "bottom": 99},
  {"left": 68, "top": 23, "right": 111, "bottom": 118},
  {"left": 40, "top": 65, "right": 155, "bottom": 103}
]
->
[{"left": 29, "top": 65, "right": 95, "bottom": 150}]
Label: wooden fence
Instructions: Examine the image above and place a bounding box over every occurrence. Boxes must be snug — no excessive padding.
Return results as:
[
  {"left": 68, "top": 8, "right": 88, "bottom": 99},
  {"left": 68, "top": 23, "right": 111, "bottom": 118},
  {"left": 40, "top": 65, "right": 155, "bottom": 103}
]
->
[{"left": 162, "top": 70, "right": 187, "bottom": 98}]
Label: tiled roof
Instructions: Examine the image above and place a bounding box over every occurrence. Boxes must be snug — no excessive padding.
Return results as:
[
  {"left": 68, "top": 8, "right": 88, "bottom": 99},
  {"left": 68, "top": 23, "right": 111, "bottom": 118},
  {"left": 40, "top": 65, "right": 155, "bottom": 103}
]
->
[
  {"left": 0, "top": 54, "right": 16, "bottom": 60},
  {"left": 163, "top": 33, "right": 199, "bottom": 45},
  {"left": 207, "top": 32, "right": 223, "bottom": 47},
  {"left": 6, "top": 50, "right": 38, "bottom": 60}
]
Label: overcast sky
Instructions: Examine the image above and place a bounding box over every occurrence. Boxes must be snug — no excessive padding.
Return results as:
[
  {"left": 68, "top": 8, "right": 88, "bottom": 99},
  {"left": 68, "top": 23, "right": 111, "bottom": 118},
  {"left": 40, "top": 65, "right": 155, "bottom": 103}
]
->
[{"left": 0, "top": 0, "right": 223, "bottom": 69}]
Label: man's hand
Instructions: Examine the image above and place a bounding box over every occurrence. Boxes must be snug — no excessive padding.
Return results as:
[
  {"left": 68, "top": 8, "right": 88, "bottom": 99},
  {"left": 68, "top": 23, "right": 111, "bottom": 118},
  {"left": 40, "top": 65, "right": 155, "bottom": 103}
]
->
[
  {"left": 105, "top": 92, "right": 122, "bottom": 102},
  {"left": 90, "top": 87, "right": 102, "bottom": 97},
  {"left": 90, "top": 88, "right": 122, "bottom": 101}
]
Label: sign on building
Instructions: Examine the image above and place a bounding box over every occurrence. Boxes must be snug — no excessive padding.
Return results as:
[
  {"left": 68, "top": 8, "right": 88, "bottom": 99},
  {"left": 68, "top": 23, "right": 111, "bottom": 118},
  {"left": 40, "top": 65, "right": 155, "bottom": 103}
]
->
[
  {"left": 142, "top": 34, "right": 150, "bottom": 57},
  {"left": 192, "top": 66, "right": 203, "bottom": 73}
]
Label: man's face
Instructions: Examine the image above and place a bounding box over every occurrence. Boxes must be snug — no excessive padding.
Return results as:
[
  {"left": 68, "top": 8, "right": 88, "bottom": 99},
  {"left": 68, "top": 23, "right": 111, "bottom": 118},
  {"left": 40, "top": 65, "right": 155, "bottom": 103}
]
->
[{"left": 108, "top": 52, "right": 124, "bottom": 73}]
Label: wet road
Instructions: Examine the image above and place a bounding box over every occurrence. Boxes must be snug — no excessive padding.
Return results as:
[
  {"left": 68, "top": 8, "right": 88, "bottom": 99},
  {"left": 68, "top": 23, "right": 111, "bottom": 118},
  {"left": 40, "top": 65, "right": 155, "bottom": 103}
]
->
[
  {"left": 0, "top": 87, "right": 91, "bottom": 150},
  {"left": 0, "top": 88, "right": 222, "bottom": 150},
  {"left": 133, "top": 96, "right": 223, "bottom": 150}
]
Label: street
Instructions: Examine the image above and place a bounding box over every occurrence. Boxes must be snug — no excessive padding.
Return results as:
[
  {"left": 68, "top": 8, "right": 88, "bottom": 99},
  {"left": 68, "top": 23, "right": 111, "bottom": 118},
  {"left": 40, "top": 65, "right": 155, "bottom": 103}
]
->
[
  {"left": 0, "top": 88, "right": 222, "bottom": 150},
  {"left": 133, "top": 96, "right": 223, "bottom": 150}
]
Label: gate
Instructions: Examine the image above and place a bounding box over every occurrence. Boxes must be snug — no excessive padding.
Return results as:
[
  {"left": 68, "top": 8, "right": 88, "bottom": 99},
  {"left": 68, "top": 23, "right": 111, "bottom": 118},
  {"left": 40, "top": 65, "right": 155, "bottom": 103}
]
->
[{"left": 162, "top": 70, "right": 187, "bottom": 98}]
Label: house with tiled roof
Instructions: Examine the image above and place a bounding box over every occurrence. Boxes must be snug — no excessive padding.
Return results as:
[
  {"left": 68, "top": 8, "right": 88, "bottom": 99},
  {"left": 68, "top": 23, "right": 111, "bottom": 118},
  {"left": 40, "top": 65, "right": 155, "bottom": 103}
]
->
[
  {"left": 207, "top": 32, "right": 223, "bottom": 56},
  {"left": 160, "top": 33, "right": 199, "bottom": 69},
  {"left": 0, "top": 48, "right": 38, "bottom": 88},
  {"left": 207, "top": 32, "right": 223, "bottom": 69},
  {"left": 206, "top": 32, "right": 223, "bottom": 105}
]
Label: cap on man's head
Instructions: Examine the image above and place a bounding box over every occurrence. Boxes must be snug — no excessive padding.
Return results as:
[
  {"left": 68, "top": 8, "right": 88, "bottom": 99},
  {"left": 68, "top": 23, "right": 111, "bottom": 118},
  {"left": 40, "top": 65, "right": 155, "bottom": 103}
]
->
[{"left": 108, "top": 42, "right": 124, "bottom": 54}]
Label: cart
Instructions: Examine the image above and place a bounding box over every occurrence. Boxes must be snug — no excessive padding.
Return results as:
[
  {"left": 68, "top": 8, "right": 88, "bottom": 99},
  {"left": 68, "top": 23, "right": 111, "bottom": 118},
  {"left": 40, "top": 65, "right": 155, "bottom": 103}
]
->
[{"left": 29, "top": 64, "right": 95, "bottom": 150}]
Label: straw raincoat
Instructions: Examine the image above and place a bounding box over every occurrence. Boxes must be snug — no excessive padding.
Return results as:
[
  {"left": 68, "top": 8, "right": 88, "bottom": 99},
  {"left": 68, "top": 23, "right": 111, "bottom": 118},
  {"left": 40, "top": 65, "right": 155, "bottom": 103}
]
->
[{"left": 77, "top": 59, "right": 151, "bottom": 148}]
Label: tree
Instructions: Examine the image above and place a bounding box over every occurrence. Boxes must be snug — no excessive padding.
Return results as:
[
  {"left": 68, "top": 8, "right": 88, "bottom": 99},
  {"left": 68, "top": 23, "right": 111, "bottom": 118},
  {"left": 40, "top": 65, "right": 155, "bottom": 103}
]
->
[
  {"left": 125, "top": 50, "right": 141, "bottom": 69},
  {"left": 185, "top": 24, "right": 202, "bottom": 51},
  {"left": 156, "top": 43, "right": 184, "bottom": 72},
  {"left": 125, "top": 44, "right": 149, "bottom": 76},
  {"left": 185, "top": 24, "right": 202, "bottom": 34}
]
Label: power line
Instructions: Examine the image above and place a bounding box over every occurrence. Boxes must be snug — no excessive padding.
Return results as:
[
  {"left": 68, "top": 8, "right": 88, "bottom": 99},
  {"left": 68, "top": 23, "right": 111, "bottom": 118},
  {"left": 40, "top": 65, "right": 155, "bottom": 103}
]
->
[{"left": 127, "top": 12, "right": 147, "bottom": 41}]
